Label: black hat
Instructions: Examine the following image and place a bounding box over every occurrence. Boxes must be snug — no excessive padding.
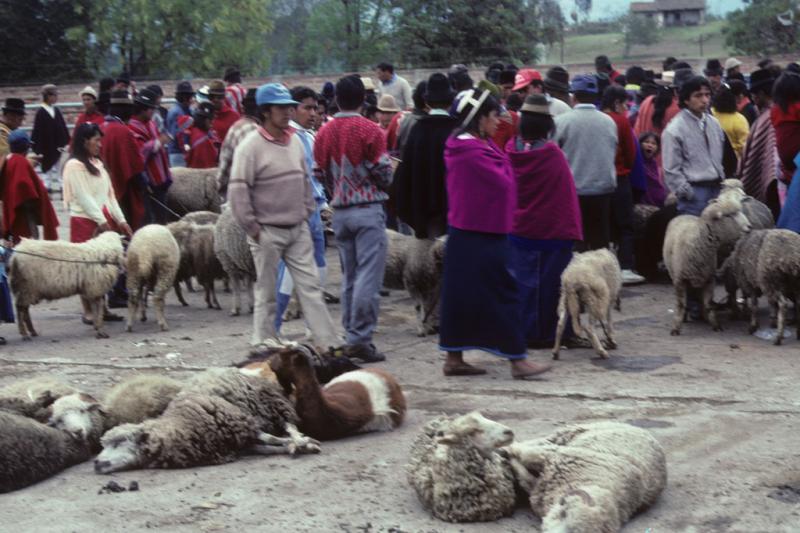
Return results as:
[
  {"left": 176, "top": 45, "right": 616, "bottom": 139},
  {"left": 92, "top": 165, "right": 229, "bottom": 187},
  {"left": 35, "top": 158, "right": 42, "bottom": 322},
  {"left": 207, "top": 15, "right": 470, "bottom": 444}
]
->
[
  {"left": 109, "top": 90, "right": 133, "bottom": 105},
  {"left": 749, "top": 68, "right": 775, "bottom": 93},
  {"left": 544, "top": 66, "right": 570, "bottom": 93},
  {"left": 595, "top": 55, "right": 612, "bottom": 69},
  {"left": 116, "top": 71, "right": 131, "bottom": 85},
  {"left": 146, "top": 84, "right": 163, "bottom": 97},
  {"left": 704, "top": 59, "right": 723, "bottom": 76},
  {"left": 193, "top": 102, "right": 214, "bottom": 120},
  {"left": 2, "top": 98, "right": 25, "bottom": 115},
  {"left": 223, "top": 66, "right": 241, "bottom": 82},
  {"left": 175, "top": 81, "right": 194, "bottom": 96},
  {"left": 498, "top": 70, "right": 516, "bottom": 86},
  {"left": 424, "top": 73, "right": 455, "bottom": 105},
  {"left": 134, "top": 88, "right": 159, "bottom": 108},
  {"left": 673, "top": 68, "right": 695, "bottom": 89}
]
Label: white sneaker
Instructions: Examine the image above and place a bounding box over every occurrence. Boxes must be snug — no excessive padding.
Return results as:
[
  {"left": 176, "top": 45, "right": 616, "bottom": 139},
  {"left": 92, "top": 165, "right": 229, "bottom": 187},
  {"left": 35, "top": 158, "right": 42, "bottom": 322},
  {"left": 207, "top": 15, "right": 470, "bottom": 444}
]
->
[{"left": 621, "top": 269, "right": 646, "bottom": 285}]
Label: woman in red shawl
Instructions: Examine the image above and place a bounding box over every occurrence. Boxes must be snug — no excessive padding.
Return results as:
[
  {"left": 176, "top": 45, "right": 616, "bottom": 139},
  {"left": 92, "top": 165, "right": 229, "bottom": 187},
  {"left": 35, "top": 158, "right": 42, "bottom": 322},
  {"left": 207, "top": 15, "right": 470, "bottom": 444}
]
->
[
  {"left": 0, "top": 130, "right": 59, "bottom": 244},
  {"left": 505, "top": 95, "right": 585, "bottom": 349},
  {"left": 180, "top": 103, "right": 220, "bottom": 169},
  {"left": 771, "top": 71, "right": 800, "bottom": 185}
]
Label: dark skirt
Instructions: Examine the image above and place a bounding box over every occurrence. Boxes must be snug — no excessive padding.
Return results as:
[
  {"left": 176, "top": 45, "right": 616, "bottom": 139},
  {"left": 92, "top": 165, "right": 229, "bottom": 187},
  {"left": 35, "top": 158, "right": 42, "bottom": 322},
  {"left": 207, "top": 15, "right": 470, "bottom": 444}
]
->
[
  {"left": 0, "top": 252, "right": 14, "bottom": 324},
  {"left": 439, "top": 227, "right": 526, "bottom": 359},
  {"left": 509, "top": 237, "right": 573, "bottom": 344}
]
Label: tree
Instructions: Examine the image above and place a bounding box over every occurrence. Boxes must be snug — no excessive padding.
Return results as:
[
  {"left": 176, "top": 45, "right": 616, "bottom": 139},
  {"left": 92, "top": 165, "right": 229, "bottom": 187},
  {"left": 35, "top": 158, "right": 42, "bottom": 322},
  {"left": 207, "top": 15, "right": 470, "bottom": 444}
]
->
[
  {"left": 619, "top": 12, "right": 661, "bottom": 57},
  {"left": 724, "top": 0, "right": 799, "bottom": 56},
  {"left": 68, "top": 0, "right": 274, "bottom": 78}
]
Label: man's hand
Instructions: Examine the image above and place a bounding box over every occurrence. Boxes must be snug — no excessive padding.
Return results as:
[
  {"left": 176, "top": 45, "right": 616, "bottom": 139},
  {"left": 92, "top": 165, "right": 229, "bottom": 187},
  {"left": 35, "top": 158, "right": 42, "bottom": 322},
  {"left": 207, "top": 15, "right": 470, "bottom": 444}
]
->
[
  {"left": 119, "top": 223, "right": 133, "bottom": 237},
  {"left": 95, "top": 222, "right": 111, "bottom": 236}
]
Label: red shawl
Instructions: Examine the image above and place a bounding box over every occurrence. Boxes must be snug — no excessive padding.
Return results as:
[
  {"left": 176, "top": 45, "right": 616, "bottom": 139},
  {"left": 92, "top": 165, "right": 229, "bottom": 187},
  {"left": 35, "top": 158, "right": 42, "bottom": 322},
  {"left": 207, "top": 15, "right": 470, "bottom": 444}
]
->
[
  {"left": 212, "top": 102, "right": 241, "bottom": 142},
  {"left": 185, "top": 127, "right": 220, "bottom": 169},
  {"left": 634, "top": 94, "right": 680, "bottom": 138},
  {"left": 128, "top": 117, "right": 171, "bottom": 187},
  {"left": 101, "top": 118, "right": 145, "bottom": 228},
  {"left": 385, "top": 111, "right": 404, "bottom": 152},
  {"left": 771, "top": 102, "right": 800, "bottom": 184},
  {"left": 1, "top": 154, "right": 59, "bottom": 243},
  {"left": 492, "top": 110, "right": 519, "bottom": 153}
]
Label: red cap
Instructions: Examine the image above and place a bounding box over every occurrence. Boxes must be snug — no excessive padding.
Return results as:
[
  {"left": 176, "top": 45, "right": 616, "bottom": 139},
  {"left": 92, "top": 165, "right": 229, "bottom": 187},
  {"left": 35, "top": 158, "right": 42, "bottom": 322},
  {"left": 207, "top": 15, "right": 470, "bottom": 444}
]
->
[{"left": 512, "top": 69, "right": 543, "bottom": 91}]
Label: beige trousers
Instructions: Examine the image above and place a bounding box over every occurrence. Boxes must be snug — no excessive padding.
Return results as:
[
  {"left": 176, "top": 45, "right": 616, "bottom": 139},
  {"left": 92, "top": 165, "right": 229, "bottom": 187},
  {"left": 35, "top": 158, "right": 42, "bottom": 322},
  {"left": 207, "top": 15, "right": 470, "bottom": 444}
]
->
[{"left": 248, "top": 222, "right": 338, "bottom": 349}]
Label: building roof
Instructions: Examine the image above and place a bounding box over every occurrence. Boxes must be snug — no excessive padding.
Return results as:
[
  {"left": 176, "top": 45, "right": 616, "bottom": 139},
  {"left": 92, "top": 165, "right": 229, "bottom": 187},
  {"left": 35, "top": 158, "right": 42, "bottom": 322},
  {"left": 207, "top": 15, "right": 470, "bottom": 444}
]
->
[{"left": 631, "top": 0, "right": 705, "bottom": 13}]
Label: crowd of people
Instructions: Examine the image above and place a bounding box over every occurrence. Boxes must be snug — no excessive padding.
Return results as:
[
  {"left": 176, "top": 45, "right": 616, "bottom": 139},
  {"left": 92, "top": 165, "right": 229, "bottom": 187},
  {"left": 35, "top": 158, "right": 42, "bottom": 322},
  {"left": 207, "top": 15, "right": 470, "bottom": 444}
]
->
[{"left": 1, "top": 56, "right": 799, "bottom": 379}]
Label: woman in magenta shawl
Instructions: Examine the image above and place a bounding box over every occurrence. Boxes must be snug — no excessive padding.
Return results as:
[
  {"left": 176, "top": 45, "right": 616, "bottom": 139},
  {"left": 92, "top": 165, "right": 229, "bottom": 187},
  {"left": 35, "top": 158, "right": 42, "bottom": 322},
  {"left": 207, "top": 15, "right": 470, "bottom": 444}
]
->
[
  {"left": 439, "top": 88, "right": 552, "bottom": 379},
  {"left": 505, "top": 94, "right": 585, "bottom": 348}
]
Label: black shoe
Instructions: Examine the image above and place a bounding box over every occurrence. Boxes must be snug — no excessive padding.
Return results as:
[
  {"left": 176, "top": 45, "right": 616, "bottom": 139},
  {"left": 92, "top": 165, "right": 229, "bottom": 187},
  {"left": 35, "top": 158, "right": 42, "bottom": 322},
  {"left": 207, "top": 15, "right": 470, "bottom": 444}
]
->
[
  {"left": 323, "top": 291, "right": 340, "bottom": 304},
  {"left": 379, "top": 289, "right": 390, "bottom": 297},
  {"left": 345, "top": 343, "right": 386, "bottom": 363},
  {"left": 103, "top": 312, "right": 124, "bottom": 322},
  {"left": 107, "top": 299, "right": 128, "bottom": 309},
  {"left": 0, "top": 336, "right": 5, "bottom": 345}
]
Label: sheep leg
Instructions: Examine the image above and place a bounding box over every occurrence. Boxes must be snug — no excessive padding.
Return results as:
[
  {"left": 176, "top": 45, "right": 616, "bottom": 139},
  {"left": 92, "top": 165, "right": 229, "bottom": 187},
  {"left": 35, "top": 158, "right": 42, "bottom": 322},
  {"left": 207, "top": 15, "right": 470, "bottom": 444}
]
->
[
  {"left": 174, "top": 281, "right": 189, "bottom": 307},
  {"left": 16, "top": 304, "right": 30, "bottom": 340},
  {"left": 126, "top": 282, "right": 139, "bottom": 333},
  {"left": 255, "top": 427, "right": 321, "bottom": 456},
  {"left": 223, "top": 277, "right": 230, "bottom": 293},
  {"left": 671, "top": 284, "right": 686, "bottom": 336},
  {"left": 139, "top": 286, "right": 148, "bottom": 322},
  {"left": 552, "top": 294, "right": 568, "bottom": 360},
  {"left": 184, "top": 278, "right": 195, "bottom": 292},
  {"left": 703, "top": 284, "right": 721, "bottom": 332},
  {"left": 154, "top": 294, "right": 168, "bottom": 331},
  {"left": 747, "top": 295, "right": 759, "bottom": 334},
  {"left": 774, "top": 294, "right": 788, "bottom": 346},
  {"left": 586, "top": 316, "right": 608, "bottom": 359},
  {"left": 230, "top": 276, "right": 242, "bottom": 316},
  {"left": 602, "top": 305, "right": 617, "bottom": 350},
  {"left": 93, "top": 298, "right": 109, "bottom": 339},
  {"left": 22, "top": 306, "right": 37, "bottom": 338},
  {"left": 210, "top": 283, "right": 221, "bottom": 310},
  {"left": 246, "top": 278, "right": 255, "bottom": 313}
]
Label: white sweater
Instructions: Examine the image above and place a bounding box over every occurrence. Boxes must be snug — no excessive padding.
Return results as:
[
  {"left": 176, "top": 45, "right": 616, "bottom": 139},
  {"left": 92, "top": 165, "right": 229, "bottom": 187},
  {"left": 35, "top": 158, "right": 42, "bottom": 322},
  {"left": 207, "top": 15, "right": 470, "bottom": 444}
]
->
[{"left": 63, "top": 158, "right": 126, "bottom": 225}]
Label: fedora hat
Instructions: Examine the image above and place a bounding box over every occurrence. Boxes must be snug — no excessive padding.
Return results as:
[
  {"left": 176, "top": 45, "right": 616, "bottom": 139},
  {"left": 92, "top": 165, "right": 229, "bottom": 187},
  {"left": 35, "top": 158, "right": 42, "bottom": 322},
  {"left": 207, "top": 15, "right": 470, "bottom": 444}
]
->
[
  {"left": 544, "top": 66, "right": 570, "bottom": 93},
  {"left": 520, "top": 94, "right": 551, "bottom": 116},
  {"left": 749, "top": 68, "right": 775, "bottom": 93},
  {"left": 377, "top": 94, "right": 401, "bottom": 113},
  {"left": 175, "top": 81, "right": 194, "bottom": 96},
  {"left": 2, "top": 98, "right": 25, "bottom": 115},
  {"left": 424, "top": 73, "right": 455, "bottom": 104},
  {"left": 207, "top": 80, "right": 226, "bottom": 97}
]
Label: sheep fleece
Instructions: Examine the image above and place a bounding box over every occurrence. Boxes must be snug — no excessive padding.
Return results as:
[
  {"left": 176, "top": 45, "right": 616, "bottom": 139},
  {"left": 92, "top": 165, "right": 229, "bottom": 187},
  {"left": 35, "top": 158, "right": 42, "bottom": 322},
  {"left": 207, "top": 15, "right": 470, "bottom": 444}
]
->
[{"left": 103, "top": 375, "right": 183, "bottom": 429}]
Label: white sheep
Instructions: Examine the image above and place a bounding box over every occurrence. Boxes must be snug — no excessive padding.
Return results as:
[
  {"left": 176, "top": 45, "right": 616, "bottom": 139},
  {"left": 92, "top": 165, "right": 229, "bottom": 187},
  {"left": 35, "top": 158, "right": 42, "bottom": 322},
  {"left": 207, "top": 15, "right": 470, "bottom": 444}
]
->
[
  {"left": 181, "top": 210, "right": 219, "bottom": 225},
  {"left": 167, "top": 220, "right": 226, "bottom": 309},
  {"left": 406, "top": 412, "right": 516, "bottom": 523},
  {"left": 720, "top": 179, "right": 774, "bottom": 231},
  {"left": 553, "top": 249, "right": 622, "bottom": 360},
  {"left": 9, "top": 232, "right": 124, "bottom": 339},
  {"left": 663, "top": 195, "right": 751, "bottom": 335},
  {"left": 125, "top": 225, "right": 181, "bottom": 332},
  {"left": 213, "top": 206, "right": 255, "bottom": 316},
  {"left": 753, "top": 229, "right": 800, "bottom": 345},
  {"left": 102, "top": 374, "right": 184, "bottom": 429},
  {"left": 166, "top": 167, "right": 221, "bottom": 215},
  {"left": 505, "top": 421, "right": 667, "bottom": 533},
  {"left": 719, "top": 230, "right": 767, "bottom": 326},
  {"left": 384, "top": 230, "right": 446, "bottom": 336},
  {"left": 47, "top": 392, "right": 106, "bottom": 451},
  {"left": 0, "top": 377, "right": 77, "bottom": 420}
]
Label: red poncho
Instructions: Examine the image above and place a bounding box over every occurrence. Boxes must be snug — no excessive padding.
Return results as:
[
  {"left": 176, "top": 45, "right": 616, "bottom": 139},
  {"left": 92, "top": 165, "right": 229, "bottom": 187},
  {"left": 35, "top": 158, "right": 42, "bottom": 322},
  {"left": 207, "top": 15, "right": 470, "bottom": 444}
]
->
[
  {"left": 185, "top": 127, "right": 220, "bottom": 169},
  {"left": 1, "top": 153, "right": 59, "bottom": 243},
  {"left": 771, "top": 102, "right": 800, "bottom": 184},
  {"left": 212, "top": 102, "right": 241, "bottom": 142},
  {"left": 492, "top": 110, "right": 519, "bottom": 153},
  {"left": 101, "top": 117, "right": 146, "bottom": 229},
  {"left": 128, "top": 117, "right": 171, "bottom": 188}
]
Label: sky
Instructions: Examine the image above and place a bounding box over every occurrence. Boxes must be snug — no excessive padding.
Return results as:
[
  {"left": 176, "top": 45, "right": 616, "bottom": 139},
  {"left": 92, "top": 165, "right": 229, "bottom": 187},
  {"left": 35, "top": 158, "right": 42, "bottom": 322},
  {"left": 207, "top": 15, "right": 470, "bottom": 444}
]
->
[{"left": 557, "top": 0, "right": 748, "bottom": 21}]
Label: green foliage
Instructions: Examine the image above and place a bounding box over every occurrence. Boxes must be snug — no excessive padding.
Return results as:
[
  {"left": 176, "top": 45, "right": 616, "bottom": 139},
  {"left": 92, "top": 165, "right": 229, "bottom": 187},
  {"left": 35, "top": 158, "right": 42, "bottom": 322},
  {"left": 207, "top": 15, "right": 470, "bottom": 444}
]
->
[
  {"left": 724, "top": 0, "right": 799, "bottom": 56},
  {"left": 68, "top": 0, "right": 274, "bottom": 78},
  {"left": 619, "top": 12, "right": 661, "bottom": 57}
]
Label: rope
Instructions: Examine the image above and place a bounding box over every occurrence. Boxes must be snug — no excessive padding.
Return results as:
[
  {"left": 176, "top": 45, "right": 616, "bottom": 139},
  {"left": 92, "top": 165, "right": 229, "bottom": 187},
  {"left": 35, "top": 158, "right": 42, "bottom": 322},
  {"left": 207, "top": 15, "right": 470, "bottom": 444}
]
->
[
  {"left": 147, "top": 193, "right": 184, "bottom": 221},
  {"left": 2, "top": 247, "right": 121, "bottom": 266}
]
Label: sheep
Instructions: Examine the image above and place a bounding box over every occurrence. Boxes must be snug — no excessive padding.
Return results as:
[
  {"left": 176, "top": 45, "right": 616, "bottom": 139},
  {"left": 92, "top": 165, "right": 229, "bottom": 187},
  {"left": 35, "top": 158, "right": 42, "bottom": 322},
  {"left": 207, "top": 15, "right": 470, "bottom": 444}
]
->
[
  {"left": 214, "top": 206, "right": 255, "bottom": 316},
  {"left": 181, "top": 210, "right": 219, "bottom": 225},
  {"left": 0, "top": 377, "right": 77, "bottom": 421},
  {"left": 383, "top": 230, "right": 447, "bottom": 336},
  {"left": 270, "top": 345, "right": 405, "bottom": 440},
  {"left": 102, "top": 374, "right": 184, "bottom": 429},
  {"left": 167, "top": 220, "right": 226, "bottom": 309},
  {"left": 553, "top": 249, "right": 622, "bottom": 360},
  {"left": 406, "top": 412, "right": 516, "bottom": 523},
  {"left": 753, "top": 229, "right": 800, "bottom": 345},
  {"left": 125, "top": 225, "right": 181, "bottom": 332},
  {"left": 166, "top": 167, "right": 221, "bottom": 215},
  {"left": 46, "top": 392, "right": 106, "bottom": 451},
  {"left": 94, "top": 368, "right": 320, "bottom": 474},
  {"left": 716, "top": 180, "right": 774, "bottom": 261},
  {"left": 663, "top": 195, "right": 751, "bottom": 335},
  {"left": 505, "top": 421, "right": 667, "bottom": 533},
  {"left": 9, "top": 232, "right": 124, "bottom": 339},
  {"left": 719, "top": 230, "right": 768, "bottom": 324},
  {"left": 0, "top": 410, "right": 94, "bottom": 493}
]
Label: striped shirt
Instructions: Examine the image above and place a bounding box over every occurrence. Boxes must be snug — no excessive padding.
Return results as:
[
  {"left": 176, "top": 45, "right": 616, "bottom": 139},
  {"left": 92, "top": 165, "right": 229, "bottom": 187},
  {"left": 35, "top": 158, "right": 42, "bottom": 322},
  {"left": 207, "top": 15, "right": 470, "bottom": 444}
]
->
[{"left": 225, "top": 83, "right": 247, "bottom": 115}]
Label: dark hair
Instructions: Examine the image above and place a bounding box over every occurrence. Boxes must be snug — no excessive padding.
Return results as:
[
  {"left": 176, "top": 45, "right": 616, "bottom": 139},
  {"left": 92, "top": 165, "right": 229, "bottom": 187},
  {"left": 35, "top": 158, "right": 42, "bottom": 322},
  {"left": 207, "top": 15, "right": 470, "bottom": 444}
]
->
[
  {"left": 364, "top": 104, "right": 378, "bottom": 121},
  {"left": 519, "top": 111, "right": 555, "bottom": 141},
  {"left": 70, "top": 123, "right": 103, "bottom": 176},
  {"left": 626, "top": 66, "right": 646, "bottom": 85},
  {"left": 758, "top": 58, "right": 773, "bottom": 69},
  {"left": 335, "top": 75, "right": 365, "bottom": 111},
  {"left": 712, "top": 84, "right": 737, "bottom": 113},
  {"left": 96, "top": 92, "right": 110, "bottom": 115},
  {"left": 595, "top": 55, "right": 611, "bottom": 70},
  {"left": 109, "top": 103, "right": 132, "bottom": 122},
  {"left": 601, "top": 85, "right": 628, "bottom": 110},
  {"left": 573, "top": 91, "right": 597, "bottom": 104},
  {"left": 671, "top": 61, "right": 691, "bottom": 71},
  {"left": 614, "top": 74, "right": 626, "bottom": 86},
  {"left": 727, "top": 71, "right": 745, "bottom": 82},
  {"left": 652, "top": 85, "right": 674, "bottom": 129},
  {"left": 146, "top": 85, "right": 163, "bottom": 97},
  {"left": 663, "top": 57, "right": 677, "bottom": 71},
  {"left": 639, "top": 131, "right": 660, "bottom": 154},
  {"left": 678, "top": 76, "right": 712, "bottom": 109},
  {"left": 375, "top": 62, "right": 394, "bottom": 74},
  {"left": 176, "top": 93, "right": 192, "bottom": 105},
  {"left": 774, "top": 71, "right": 800, "bottom": 113},
  {"left": 99, "top": 77, "right": 115, "bottom": 93},
  {"left": 133, "top": 102, "right": 153, "bottom": 115},
  {"left": 243, "top": 88, "right": 258, "bottom": 118},
  {"left": 449, "top": 71, "right": 473, "bottom": 92},
  {"left": 455, "top": 89, "right": 500, "bottom": 136},
  {"left": 412, "top": 80, "right": 427, "bottom": 111},
  {"left": 787, "top": 63, "right": 800, "bottom": 74},
  {"left": 505, "top": 93, "right": 523, "bottom": 112},
  {"left": 728, "top": 79, "right": 748, "bottom": 98},
  {"left": 290, "top": 86, "right": 318, "bottom": 103}
]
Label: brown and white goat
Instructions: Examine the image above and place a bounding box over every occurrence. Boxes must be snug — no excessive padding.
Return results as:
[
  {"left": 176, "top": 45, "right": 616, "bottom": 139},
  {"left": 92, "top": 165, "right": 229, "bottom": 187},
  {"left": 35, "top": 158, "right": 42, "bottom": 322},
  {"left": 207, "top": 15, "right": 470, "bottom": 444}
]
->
[{"left": 272, "top": 347, "right": 406, "bottom": 440}]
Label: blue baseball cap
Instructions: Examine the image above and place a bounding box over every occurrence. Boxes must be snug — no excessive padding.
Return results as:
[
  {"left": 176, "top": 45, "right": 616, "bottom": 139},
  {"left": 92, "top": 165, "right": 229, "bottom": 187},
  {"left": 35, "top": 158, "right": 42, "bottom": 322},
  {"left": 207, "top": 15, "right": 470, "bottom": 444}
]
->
[
  {"left": 255, "top": 83, "right": 299, "bottom": 106},
  {"left": 570, "top": 74, "right": 599, "bottom": 94},
  {"left": 8, "top": 130, "right": 31, "bottom": 153}
]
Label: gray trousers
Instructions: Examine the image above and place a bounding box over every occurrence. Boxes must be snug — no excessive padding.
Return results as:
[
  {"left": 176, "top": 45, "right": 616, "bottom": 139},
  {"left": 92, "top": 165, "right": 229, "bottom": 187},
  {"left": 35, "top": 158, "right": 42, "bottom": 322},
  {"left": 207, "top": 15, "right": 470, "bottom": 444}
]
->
[
  {"left": 333, "top": 203, "right": 387, "bottom": 345},
  {"left": 248, "top": 222, "right": 338, "bottom": 349}
]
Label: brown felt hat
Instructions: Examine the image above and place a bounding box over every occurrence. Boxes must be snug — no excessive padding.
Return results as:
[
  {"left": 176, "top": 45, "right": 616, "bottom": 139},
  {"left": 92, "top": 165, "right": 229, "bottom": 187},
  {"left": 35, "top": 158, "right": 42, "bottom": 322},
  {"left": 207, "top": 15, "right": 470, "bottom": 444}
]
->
[{"left": 207, "top": 80, "right": 226, "bottom": 96}]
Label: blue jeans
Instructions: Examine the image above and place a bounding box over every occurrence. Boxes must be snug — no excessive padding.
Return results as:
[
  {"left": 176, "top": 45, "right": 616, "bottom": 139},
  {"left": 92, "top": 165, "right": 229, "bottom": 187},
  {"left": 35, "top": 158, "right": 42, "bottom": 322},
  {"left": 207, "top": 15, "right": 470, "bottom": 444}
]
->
[
  {"left": 677, "top": 182, "right": 721, "bottom": 216},
  {"left": 169, "top": 153, "right": 186, "bottom": 168},
  {"left": 333, "top": 203, "right": 387, "bottom": 345}
]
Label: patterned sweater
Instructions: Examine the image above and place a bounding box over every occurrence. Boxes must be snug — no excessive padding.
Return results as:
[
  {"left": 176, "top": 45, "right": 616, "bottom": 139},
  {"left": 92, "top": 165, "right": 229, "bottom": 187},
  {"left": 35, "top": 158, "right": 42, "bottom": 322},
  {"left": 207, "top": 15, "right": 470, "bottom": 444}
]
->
[{"left": 313, "top": 112, "right": 393, "bottom": 207}]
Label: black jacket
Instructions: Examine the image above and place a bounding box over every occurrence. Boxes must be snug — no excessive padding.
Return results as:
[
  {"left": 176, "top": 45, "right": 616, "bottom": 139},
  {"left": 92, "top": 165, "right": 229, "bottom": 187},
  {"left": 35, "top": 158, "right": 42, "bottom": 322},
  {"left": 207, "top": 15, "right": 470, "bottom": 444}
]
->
[{"left": 31, "top": 106, "right": 69, "bottom": 172}]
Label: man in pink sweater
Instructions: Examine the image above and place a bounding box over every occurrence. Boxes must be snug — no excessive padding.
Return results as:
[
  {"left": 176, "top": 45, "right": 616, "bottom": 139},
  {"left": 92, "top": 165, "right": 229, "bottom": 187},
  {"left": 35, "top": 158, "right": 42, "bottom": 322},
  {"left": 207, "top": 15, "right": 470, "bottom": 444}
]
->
[{"left": 229, "top": 83, "right": 339, "bottom": 354}]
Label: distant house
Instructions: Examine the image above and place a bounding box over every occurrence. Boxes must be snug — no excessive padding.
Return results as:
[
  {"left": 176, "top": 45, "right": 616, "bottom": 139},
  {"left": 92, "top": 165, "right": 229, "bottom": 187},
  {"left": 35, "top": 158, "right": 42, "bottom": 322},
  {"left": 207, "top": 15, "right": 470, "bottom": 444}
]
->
[{"left": 630, "top": 0, "right": 706, "bottom": 27}]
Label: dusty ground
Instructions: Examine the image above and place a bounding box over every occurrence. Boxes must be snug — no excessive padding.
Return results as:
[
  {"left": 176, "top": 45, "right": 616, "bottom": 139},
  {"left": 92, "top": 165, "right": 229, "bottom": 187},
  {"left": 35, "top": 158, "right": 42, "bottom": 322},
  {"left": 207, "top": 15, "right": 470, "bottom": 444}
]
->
[{"left": 2, "top": 205, "right": 800, "bottom": 532}]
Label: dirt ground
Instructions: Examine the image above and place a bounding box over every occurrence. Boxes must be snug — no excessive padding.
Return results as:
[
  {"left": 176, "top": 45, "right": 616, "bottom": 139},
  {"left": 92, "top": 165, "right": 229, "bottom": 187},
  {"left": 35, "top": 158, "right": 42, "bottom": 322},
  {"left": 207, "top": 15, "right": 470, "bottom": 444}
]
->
[{"left": 1, "top": 204, "right": 800, "bottom": 532}]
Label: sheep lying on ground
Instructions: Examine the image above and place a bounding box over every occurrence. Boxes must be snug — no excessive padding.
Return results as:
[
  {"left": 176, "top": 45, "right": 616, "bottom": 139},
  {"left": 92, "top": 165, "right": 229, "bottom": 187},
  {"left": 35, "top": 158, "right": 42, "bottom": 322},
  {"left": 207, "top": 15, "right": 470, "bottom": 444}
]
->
[
  {"left": 94, "top": 368, "right": 320, "bottom": 473},
  {"left": 102, "top": 375, "right": 184, "bottom": 429},
  {"left": 9, "top": 232, "right": 124, "bottom": 339},
  {"left": 384, "top": 230, "right": 446, "bottom": 336},
  {"left": 505, "top": 421, "right": 667, "bottom": 533},
  {"left": 167, "top": 220, "right": 226, "bottom": 309},
  {"left": 0, "top": 410, "right": 94, "bottom": 493},
  {"left": 47, "top": 392, "right": 106, "bottom": 451},
  {"left": 126, "top": 225, "right": 181, "bottom": 332},
  {"left": 270, "top": 345, "right": 405, "bottom": 440},
  {"left": 166, "top": 167, "right": 221, "bottom": 215},
  {"left": 214, "top": 206, "right": 255, "bottom": 316},
  {"left": 0, "top": 377, "right": 77, "bottom": 420},
  {"left": 553, "top": 249, "right": 622, "bottom": 359},
  {"left": 406, "top": 412, "right": 516, "bottom": 523},
  {"left": 663, "top": 195, "right": 751, "bottom": 335}
]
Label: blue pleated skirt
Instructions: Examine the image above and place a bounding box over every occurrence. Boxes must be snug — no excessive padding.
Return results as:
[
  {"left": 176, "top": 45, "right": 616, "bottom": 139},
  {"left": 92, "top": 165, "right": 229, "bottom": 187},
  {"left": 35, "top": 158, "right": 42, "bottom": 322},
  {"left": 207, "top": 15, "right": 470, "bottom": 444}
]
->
[{"left": 0, "top": 249, "right": 14, "bottom": 324}]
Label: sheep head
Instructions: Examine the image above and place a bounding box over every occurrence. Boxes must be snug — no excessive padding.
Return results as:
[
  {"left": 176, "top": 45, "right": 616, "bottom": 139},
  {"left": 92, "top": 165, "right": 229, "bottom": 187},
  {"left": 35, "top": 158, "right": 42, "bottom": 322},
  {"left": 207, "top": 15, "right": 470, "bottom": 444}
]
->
[
  {"left": 702, "top": 197, "right": 751, "bottom": 250},
  {"left": 95, "top": 424, "right": 147, "bottom": 474},
  {"left": 435, "top": 412, "right": 514, "bottom": 455},
  {"left": 48, "top": 393, "right": 105, "bottom": 441},
  {"left": 541, "top": 486, "right": 620, "bottom": 533}
]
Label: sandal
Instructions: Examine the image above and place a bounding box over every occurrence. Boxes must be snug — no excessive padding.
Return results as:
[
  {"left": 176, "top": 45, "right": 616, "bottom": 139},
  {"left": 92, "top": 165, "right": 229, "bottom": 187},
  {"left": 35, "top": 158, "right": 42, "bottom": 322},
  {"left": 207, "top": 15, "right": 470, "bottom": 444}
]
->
[{"left": 443, "top": 362, "right": 487, "bottom": 376}]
